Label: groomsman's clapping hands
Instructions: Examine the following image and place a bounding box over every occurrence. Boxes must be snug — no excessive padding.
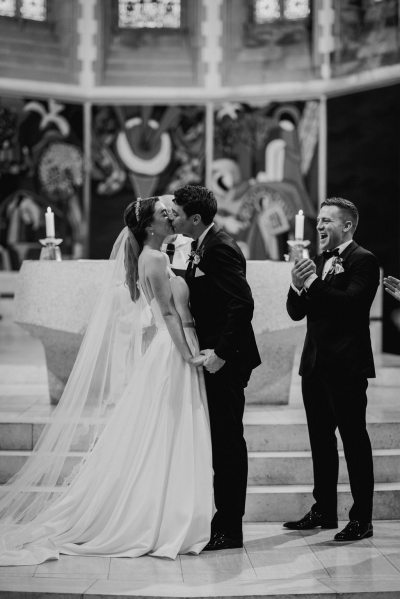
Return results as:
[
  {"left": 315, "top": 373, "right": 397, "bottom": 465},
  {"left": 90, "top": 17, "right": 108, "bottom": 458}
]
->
[
  {"left": 383, "top": 276, "right": 400, "bottom": 302},
  {"left": 291, "top": 258, "right": 316, "bottom": 290}
]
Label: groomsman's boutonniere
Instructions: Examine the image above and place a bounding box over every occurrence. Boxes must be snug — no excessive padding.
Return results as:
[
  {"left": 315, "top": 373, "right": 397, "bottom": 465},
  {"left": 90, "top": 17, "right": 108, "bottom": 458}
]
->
[
  {"left": 328, "top": 256, "right": 345, "bottom": 276},
  {"left": 187, "top": 247, "right": 204, "bottom": 266}
]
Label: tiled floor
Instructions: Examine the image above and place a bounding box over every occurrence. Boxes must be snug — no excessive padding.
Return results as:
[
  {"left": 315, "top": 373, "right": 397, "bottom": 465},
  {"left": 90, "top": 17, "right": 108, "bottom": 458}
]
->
[
  {"left": 2, "top": 299, "right": 400, "bottom": 597},
  {"left": 2, "top": 524, "right": 400, "bottom": 597}
]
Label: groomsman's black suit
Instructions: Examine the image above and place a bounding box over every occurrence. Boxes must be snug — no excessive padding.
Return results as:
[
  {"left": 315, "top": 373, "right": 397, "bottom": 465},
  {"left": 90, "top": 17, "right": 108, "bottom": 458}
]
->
[
  {"left": 286, "top": 241, "right": 380, "bottom": 523},
  {"left": 186, "top": 224, "right": 261, "bottom": 537}
]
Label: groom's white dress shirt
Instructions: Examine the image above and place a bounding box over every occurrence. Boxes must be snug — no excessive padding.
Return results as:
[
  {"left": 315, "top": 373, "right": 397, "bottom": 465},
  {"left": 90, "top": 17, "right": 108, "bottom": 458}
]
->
[
  {"left": 161, "top": 234, "right": 193, "bottom": 270},
  {"left": 197, "top": 223, "right": 215, "bottom": 249}
]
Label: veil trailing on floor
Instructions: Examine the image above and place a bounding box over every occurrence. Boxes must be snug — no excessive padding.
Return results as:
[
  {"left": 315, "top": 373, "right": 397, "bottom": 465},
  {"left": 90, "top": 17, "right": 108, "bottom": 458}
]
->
[{"left": 0, "top": 227, "right": 154, "bottom": 530}]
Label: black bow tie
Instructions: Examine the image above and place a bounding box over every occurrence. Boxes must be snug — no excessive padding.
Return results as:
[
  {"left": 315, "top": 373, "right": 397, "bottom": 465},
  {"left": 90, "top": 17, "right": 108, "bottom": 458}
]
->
[
  {"left": 191, "top": 239, "right": 199, "bottom": 251},
  {"left": 322, "top": 248, "right": 340, "bottom": 259},
  {"left": 166, "top": 243, "right": 175, "bottom": 264}
]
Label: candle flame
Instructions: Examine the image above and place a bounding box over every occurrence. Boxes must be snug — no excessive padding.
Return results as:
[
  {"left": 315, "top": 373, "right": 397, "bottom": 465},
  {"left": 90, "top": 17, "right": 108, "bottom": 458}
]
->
[
  {"left": 46, "top": 207, "right": 52, "bottom": 213},
  {"left": 298, "top": 209, "right": 304, "bottom": 216}
]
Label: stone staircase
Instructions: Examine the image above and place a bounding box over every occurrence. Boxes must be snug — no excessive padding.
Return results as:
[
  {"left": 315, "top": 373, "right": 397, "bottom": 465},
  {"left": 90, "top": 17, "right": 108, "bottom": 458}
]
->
[
  {"left": 243, "top": 397, "right": 400, "bottom": 521},
  {"left": 1, "top": 374, "right": 400, "bottom": 522},
  {"left": 1, "top": 279, "right": 400, "bottom": 523}
]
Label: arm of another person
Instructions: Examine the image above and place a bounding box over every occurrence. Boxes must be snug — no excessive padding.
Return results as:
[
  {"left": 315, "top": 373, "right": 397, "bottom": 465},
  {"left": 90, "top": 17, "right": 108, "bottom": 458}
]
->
[
  {"left": 201, "top": 243, "right": 255, "bottom": 362},
  {"left": 306, "top": 253, "right": 380, "bottom": 312},
  {"left": 146, "top": 253, "right": 195, "bottom": 363},
  {"left": 383, "top": 276, "right": 400, "bottom": 302}
]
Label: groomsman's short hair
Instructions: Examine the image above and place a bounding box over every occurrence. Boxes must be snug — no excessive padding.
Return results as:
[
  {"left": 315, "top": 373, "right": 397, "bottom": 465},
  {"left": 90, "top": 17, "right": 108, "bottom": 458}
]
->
[
  {"left": 174, "top": 185, "right": 217, "bottom": 225},
  {"left": 322, "top": 197, "right": 359, "bottom": 231}
]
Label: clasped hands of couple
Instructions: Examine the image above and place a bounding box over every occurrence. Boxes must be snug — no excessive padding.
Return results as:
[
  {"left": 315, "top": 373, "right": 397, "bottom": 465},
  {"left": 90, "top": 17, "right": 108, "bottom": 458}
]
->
[
  {"left": 291, "top": 257, "right": 316, "bottom": 290},
  {"left": 190, "top": 349, "right": 225, "bottom": 374}
]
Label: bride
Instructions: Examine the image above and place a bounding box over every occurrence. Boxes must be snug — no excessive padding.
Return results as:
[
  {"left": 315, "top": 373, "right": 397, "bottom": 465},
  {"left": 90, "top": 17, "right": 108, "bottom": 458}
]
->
[{"left": 0, "top": 196, "right": 214, "bottom": 565}]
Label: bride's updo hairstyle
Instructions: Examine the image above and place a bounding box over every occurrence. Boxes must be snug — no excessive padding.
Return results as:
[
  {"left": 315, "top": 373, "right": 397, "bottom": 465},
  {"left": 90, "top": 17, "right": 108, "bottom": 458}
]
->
[{"left": 123, "top": 196, "right": 159, "bottom": 301}]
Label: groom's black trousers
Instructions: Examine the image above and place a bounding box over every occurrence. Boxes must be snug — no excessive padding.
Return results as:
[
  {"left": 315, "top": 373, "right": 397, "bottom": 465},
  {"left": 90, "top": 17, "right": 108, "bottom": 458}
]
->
[
  {"left": 302, "top": 366, "right": 374, "bottom": 523},
  {"left": 204, "top": 361, "right": 247, "bottom": 538}
]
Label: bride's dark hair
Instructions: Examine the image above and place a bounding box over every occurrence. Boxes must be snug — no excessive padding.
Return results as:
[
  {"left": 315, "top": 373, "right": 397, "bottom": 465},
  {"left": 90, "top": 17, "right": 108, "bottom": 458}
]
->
[{"left": 123, "top": 196, "right": 159, "bottom": 301}]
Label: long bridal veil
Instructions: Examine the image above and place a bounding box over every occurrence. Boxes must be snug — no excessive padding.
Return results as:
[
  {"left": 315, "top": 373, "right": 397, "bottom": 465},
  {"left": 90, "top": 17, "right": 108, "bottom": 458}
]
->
[{"left": 0, "top": 227, "right": 153, "bottom": 532}]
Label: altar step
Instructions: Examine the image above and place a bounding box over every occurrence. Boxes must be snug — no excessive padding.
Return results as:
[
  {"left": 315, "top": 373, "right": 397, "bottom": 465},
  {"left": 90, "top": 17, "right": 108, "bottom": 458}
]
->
[
  {"left": 244, "top": 411, "right": 400, "bottom": 452},
  {"left": 246, "top": 482, "right": 400, "bottom": 521},
  {"left": 248, "top": 449, "right": 400, "bottom": 484},
  {"left": 0, "top": 456, "right": 399, "bottom": 522},
  {"left": 1, "top": 407, "right": 400, "bottom": 521},
  {"left": 1, "top": 448, "right": 400, "bottom": 487},
  {"left": 1, "top": 413, "right": 400, "bottom": 451},
  {"left": 0, "top": 449, "right": 400, "bottom": 486}
]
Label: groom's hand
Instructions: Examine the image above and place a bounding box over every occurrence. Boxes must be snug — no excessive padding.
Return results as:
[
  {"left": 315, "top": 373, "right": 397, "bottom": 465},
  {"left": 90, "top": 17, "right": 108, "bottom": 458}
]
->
[
  {"left": 292, "top": 258, "right": 316, "bottom": 290},
  {"left": 201, "top": 350, "right": 225, "bottom": 374}
]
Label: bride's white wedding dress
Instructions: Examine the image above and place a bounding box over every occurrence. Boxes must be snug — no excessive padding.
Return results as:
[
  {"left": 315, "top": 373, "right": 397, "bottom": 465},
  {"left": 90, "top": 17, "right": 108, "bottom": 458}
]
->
[{"left": 0, "top": 267, "right": 213, "bottom": 565}]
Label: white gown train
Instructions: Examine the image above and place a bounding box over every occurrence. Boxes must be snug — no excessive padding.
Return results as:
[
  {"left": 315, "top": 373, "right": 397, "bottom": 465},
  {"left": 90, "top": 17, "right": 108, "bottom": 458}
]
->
[{"left": 0, "top": 274, "right": 213, "bottom": 564}]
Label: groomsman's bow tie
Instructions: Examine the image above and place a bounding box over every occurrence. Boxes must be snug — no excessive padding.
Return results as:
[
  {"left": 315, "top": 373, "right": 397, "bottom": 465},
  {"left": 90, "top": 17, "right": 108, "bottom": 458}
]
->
[
  {"left": 191, "top": 239, "right": 199, "bottom": 251},
  {"left": 322, "top": 248, "right": 340, "bottom": 259}
]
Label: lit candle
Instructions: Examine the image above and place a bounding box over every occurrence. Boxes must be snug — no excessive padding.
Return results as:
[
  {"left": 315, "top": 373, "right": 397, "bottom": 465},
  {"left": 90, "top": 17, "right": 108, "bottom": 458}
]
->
[
  {"left": 295, "top": 209, "right": 304, "bottom": 240},
  {"left": 45, "top": 207, "right": 55, "bottom": 238}
]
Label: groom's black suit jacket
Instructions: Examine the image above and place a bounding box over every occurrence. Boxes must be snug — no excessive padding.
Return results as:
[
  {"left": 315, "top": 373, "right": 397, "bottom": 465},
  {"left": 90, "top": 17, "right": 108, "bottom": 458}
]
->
[
  {"left": 186, "top": 224, "right": 261, "bottom": 383},
  {"left": 286, "top": 241, "right": 380, "bottom": 379}
]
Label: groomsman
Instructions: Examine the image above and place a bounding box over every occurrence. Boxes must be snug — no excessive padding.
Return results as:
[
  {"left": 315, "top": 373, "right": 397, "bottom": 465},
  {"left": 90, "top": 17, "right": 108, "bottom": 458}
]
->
[{"left": 284, "top": 197, "right": 380, "bottom": 541}]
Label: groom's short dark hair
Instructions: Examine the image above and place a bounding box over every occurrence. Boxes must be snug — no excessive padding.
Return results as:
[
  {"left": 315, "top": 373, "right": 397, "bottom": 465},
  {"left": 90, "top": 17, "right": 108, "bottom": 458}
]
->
[{"left": 174, "top": 185, "right": 217, "bottom": 225}]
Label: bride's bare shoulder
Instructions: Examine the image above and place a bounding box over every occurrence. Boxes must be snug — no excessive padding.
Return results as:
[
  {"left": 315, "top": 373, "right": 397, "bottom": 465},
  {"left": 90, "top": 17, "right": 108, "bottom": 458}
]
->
[{"left": 139, "top": 249, "right": 168, "bottom": 273}]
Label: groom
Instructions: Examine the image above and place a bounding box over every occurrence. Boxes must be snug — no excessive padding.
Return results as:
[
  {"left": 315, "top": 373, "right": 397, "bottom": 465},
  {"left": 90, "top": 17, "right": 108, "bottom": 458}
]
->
[{"left": 172, "top": 185, "right": 261, "bottom": 551}]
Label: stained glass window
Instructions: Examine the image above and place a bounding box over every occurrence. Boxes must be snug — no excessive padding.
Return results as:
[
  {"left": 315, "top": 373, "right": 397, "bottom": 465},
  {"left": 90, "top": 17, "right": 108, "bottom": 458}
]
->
[
  {"left": 253, "top": 0, "right": 309, "bottom": 23},
  {"left": 284, "top": 0, "right": 309, "bottom": 20},
  {"left": 20, "top": 0, "right": 46, "bottom": 21},
  {"left": 0, "top": 0, "right": 46, "bottom": 20},
  {"left": 0, "top": 0, "right": 17, "bottom": 18},
  {"left": 118, "top": 0, "right": 181, "bottom": 29},
  {"left": 254, "top": 0, "right": 280, "bottom": 23}
]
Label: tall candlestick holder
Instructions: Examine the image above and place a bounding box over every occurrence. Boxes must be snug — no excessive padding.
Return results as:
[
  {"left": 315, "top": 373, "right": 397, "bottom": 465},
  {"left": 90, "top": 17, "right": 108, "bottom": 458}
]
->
[
  {"left": 285, "top": 239, "right": 310, "bottom": 262},
  {"left": 39, "top": 237, "right": 63, "bottom": 261}
]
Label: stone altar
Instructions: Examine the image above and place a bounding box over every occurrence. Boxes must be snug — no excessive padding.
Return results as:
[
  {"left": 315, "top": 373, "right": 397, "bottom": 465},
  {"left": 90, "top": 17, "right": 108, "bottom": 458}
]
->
[{"left": 14, "top": 260, "right": 305, "bottom": 405}]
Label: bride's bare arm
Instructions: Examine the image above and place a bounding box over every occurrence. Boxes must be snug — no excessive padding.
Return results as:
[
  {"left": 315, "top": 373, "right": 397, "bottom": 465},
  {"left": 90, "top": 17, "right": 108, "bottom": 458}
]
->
[{"left": 146, "top": 253, "right": 193, "bottom": 362}]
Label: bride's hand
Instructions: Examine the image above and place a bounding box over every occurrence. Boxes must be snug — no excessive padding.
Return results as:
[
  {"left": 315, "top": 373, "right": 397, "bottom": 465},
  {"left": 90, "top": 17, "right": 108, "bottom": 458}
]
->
[{"left": 188, "top": 355, "right": 207, "bottom": 367}]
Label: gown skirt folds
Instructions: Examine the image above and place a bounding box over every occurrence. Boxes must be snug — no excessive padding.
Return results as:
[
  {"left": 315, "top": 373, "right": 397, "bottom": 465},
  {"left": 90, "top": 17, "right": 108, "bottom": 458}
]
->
[{"left": 0, "top": 307, "right": 214, "bottom": 564}]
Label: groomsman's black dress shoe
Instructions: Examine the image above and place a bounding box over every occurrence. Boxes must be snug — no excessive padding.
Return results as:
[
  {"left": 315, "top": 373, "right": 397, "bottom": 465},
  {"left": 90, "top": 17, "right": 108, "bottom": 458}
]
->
[
  {"left": 283, "top": 510, "right": 338, "bottom": 530},
  {"left": 203, "top": 531, "right": 243, "bottom": 551},
  {"left": 334, "top": 521, "right": 373, "bottom": 542}
]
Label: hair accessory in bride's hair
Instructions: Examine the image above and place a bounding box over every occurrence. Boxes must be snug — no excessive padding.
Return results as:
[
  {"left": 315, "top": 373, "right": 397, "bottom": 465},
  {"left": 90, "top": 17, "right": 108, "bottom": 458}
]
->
[{"left": 135, "top": 197, "right": 142, "bottom": 222}]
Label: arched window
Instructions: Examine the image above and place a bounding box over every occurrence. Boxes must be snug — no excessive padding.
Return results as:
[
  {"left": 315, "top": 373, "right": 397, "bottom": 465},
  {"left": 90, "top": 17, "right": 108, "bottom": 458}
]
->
[
  {"left": 118, "top": 0, "right": 181, "bottom": 29},
  {"left": 253, "top": 0, "right": 310, "bottom": 23},
  {"left": 0, "top": 0, "right": 46, "bottom": 21}
]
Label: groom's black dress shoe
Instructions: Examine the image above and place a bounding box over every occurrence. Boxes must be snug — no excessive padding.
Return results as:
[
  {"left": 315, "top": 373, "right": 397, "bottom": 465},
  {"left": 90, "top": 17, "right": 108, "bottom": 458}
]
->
[
  {"left": 334, "top": 521, "right": 373, "bottom": 542},
  {"left": 203, "top": 531, "right": 243, "bottom": 551},
  {"left": 283, "top": 510, "right": 338, "bottom": 530}
]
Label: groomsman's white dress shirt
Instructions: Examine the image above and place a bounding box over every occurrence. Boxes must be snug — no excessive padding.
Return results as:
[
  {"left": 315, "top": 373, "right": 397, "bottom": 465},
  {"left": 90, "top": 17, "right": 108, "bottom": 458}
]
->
[{"left": 291, "top": 239, "right": 353, "bottom": 295}]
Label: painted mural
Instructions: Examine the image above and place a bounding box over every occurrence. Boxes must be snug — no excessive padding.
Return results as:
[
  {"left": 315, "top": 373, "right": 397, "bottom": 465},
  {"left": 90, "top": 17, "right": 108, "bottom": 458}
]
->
[
  {"left": 0, "top": 98, "right": 84, "bottom": 268},
  {"left": 212, "top": 100, "right": 319, "bottom": 260},
  {"left": 89, "top": 104, "right": 205, "bottom": 258},
  {"left": 0, "top": 99, "right": 318, "bottom": 265}
]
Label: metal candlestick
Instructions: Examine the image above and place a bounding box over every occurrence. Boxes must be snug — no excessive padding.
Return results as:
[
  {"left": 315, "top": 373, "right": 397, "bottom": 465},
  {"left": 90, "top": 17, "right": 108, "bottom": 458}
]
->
[
  {"left": 39, "top": 238, "right": 63, "bottom": 261},
  {"left": 285, "top": 239, "right": 310, "bottom": 262}
]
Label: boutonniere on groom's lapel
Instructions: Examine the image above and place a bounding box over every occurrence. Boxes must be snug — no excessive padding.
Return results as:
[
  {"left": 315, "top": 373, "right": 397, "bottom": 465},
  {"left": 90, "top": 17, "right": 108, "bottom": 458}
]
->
[
  {"left": 187, "top": 246, "right": 204, "bottom": 266},
  {"left": 327, "top": 256, "right": 345, "bottom": 276}
]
